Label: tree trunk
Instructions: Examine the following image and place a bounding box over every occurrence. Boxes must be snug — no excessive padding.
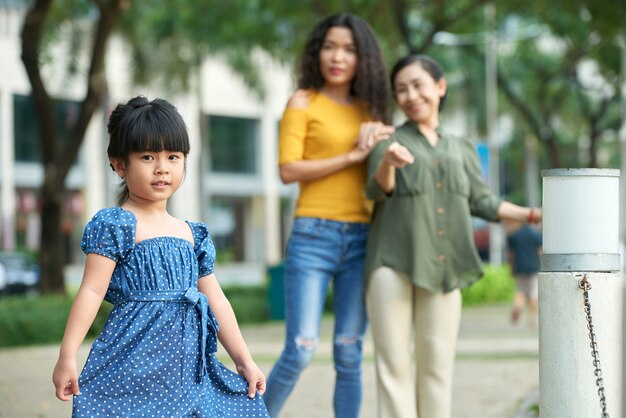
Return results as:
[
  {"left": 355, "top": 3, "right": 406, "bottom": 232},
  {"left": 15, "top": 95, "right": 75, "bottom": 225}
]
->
[
  {"left": 38, "top": 180, "right": 65, "bottom": 294},
  {"left": 542, "top": 133, "right": 562, "bottom": 168},
  {"left": 21, "top": 0, "right": 65, "bottom": 294},
  {"left": 21, "top": 0, "right": 129, "bottom": 295}
]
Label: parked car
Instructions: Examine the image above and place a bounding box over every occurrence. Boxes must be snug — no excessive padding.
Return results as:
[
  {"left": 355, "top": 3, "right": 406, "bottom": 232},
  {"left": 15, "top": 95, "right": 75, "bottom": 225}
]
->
[{"left": 0, "top": 251, "right": 39, "bottom": 295}]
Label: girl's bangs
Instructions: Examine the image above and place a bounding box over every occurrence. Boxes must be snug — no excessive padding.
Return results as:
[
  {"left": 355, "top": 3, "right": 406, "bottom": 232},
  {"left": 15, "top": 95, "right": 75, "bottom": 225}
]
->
[{"left": 123, "top": 110, "right": 190, "bottom": 154}]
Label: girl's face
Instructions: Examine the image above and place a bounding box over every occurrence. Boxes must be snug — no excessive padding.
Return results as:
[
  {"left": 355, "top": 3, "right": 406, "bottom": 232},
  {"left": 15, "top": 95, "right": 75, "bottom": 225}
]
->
[
  {"left": 111, "top": 150, "right": 185, "bottom": 205},
  {"left": 393, "top": 62, "right": 447, "bottom": 125},
  {"left": 319, "top": 26, "right": 358, "bottom": 89}
]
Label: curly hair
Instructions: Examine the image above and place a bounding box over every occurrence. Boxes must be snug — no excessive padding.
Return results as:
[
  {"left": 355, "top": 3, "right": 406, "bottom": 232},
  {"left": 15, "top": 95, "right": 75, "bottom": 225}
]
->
[{"left": 297, "top": 13, "right": 391, "bottom": 124}]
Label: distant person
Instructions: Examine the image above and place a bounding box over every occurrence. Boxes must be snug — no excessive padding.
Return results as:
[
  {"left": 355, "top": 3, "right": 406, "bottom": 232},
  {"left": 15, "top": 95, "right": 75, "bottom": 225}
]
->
[
  {"left": 365, "top": 54, "right": 541, "bottom": 418},
  {"left": 263, "top": 13, "right": 394, "bottom": 418},
  {"left": 505, "top": 220, "right": 542, "bottom": 327},
  {"left": 52, "top": 96, "right": 268, "bottom": 416}
]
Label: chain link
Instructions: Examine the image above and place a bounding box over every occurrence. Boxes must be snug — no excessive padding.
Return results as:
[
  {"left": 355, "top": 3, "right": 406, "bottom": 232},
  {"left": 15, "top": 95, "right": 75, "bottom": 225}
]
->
[{"left": 578, "top": 274, "right": 610, "bottom": 418}]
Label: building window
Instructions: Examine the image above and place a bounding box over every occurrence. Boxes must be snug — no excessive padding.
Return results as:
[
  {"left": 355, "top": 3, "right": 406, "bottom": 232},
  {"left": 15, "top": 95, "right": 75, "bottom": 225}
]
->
[
  {"left": 209, "top": 197, "right": 247, "bottom": 263},
  {"left": 206, "top": 115, "right": 258, "bottom": 174},
  {"left": 13, "top": 94, "right": 79, "bottom": 162}
]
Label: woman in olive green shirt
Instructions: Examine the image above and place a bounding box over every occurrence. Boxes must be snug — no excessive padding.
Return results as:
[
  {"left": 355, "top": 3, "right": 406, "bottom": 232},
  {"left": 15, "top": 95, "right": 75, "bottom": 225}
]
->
[{"left": 365, "top": 54, "right": 541, "bottom": 418}]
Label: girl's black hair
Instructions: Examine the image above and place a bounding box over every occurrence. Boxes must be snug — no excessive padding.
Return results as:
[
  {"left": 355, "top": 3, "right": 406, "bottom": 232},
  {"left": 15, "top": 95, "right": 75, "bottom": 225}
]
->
[
  {"left": 297, "top": 13, "right": 391, "bottom": 124},
  {"left": 390, "top": 54, "right": 448, "bottom": 112},
  {"left": 107, "top": 96, "right": 190, "bottom": 205}
]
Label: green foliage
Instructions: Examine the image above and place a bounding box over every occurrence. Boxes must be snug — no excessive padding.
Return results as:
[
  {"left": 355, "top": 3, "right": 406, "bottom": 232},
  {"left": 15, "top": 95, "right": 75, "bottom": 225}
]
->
[
  {"left": 529, "top": 403, "right": 540, "bottom": 415},
  {"left": 109, "top": 0, "right": 625, "bottom": 174},
  {"left": 0, "top": 271, "right": 516, "bottom": 348},
  {"left": 0, "top": 295, "right": 111, "bottom": 348},
  {"left": 0, "top": 285, "right": 268, "bottom": 348},
  {"left": 215, "top": 250, "right": 236, "bottom": 264},
  {"left": 118, "top": 0, "right": 299, "bottom": 96},
  {"left": 223, "top": 285, "right": 270, "bottom": 324},
  {"left": 461, "top": 264, "right": 515, "bottom": 306}
]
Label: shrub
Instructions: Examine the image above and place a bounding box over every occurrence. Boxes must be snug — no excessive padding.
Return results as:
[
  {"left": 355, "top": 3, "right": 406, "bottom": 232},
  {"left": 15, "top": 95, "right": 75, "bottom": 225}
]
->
[
  {"left": 0, "top": 285, "right": 268, "bottom": 348},
  {"left": 0, "top": 269, "right": 514, "bottom": 348},
  {"left": 461, "top": 264, "right": 515, "bottom": 306},
  {"left": 0, "top": 295, "right": 112, "bottom": 348},
  {"left": 223, "top": 285, "right": 269, "bottom": 323}
]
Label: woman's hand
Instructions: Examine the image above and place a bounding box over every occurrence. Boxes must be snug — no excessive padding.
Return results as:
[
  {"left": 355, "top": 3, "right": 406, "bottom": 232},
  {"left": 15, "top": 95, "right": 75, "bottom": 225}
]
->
[
  {"left": 347, "top": 122, "right": 396, "bottom": 163},
  {"left": 383, "top": 141, "right": 414, "bottom": 168},
  {"left": 374, "top": 141, "right": 415, "bottom": 194},
  {"left": 356, "top": 121, "right": 395, "bottom": 150}
]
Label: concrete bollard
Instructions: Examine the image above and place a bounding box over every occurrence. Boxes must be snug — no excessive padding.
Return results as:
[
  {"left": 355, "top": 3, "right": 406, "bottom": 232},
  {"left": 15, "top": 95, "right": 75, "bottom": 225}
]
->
[{"left": 539, "top": 168, "right": 622, "bottom": 418}]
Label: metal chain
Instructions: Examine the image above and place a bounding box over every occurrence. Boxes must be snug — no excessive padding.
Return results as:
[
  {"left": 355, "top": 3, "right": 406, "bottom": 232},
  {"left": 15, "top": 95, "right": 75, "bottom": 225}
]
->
[{"left": 578, "top": 274, "right": 610, "bottom": 418}]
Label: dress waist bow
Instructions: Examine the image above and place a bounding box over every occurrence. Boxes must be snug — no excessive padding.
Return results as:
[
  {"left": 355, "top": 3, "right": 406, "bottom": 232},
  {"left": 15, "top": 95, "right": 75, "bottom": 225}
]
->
[{"left": 115, "top": 288, "right": 220, "bottom": 382}]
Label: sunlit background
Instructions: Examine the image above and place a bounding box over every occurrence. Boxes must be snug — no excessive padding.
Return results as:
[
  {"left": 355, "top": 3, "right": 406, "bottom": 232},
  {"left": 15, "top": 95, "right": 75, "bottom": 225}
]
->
[{"left": 0, "top": 0, "right": 624, "bottom": 290}]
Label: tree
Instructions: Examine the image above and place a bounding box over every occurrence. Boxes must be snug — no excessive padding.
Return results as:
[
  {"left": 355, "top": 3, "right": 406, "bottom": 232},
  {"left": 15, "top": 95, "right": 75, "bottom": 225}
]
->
[
  {"left": 22, "top": 0, "right": 129, "bottom": 294},
  {"left": 300, "top": 0, "right": 623, "bottom": 190},
  {"left": 373, "top": 0, "right": 624, "bottom": 169},
  {"left": 21, "top": 0, "right": 625, "bottom": 293},
  {"left": 492, "top": 0, "right": 624, "bottom": 168},
  {"left": 20, "top": 0, "right": 326, "bottom": 295}
]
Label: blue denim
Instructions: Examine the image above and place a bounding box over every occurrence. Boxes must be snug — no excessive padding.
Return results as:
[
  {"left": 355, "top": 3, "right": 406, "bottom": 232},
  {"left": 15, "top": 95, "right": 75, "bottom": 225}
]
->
[{"left": 263, "top": 217, "right": 369, "bottom": 418}]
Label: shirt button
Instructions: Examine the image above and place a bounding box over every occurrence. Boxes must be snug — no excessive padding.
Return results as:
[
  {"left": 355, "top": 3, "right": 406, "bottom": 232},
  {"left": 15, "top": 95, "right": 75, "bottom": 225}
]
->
[
  {"left": 437, "top": 207, "right": 444, "bottom": 214},
  {"left": 437, "top": 230, "right": 445, "bottom": 237},
  {"left": 435, "top": 182, "right": 443, "bottom": 189},
  {"left": 439, "top": 255, "right": 446, "bottom": 262}
]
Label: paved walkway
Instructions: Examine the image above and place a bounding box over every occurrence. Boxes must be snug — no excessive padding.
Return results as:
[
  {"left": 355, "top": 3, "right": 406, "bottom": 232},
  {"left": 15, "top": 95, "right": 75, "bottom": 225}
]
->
[{"left": 0, "top": 304, "right": 539, "bottom": 417}]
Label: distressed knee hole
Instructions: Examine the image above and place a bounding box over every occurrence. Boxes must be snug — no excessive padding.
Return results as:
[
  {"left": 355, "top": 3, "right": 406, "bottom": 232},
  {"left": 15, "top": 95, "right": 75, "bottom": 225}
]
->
[
  {"left": 294, "top": 336, "right": 317, "bottom": 351},
  {"left": 335, "top": 335, "right": 361, "bottom": 346}
]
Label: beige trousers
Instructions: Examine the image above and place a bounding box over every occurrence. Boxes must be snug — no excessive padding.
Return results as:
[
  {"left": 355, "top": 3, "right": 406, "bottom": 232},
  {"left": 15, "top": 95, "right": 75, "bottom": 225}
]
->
[{"left": 366, "top": 267, "right": 462, "bottom": 418}]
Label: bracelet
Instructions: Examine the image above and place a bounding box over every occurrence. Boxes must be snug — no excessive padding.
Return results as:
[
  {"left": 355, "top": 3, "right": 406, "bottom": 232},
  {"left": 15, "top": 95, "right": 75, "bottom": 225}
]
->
[{"left": 528, "top": 208, "right": 536, "bottom": 224}]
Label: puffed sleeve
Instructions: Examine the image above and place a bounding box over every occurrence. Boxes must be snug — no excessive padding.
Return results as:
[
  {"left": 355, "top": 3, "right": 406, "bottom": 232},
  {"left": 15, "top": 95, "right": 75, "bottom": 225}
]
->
[
  {"left": 189, "top": 222, "right": 216, "bottom": 277},
  {"left": 278, "top": 107, "right": 308, "bottom": 165},
  {"left": 80, "top": 207, "right": 136, "bottom": 262}
]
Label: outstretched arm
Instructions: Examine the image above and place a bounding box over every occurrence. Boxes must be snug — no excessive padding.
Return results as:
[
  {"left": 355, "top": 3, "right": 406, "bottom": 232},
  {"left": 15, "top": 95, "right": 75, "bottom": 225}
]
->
[
  {"left": 52, "top": 254, "right": 115, "bottom": 401},
  {"left": 198, "top": 274, "right": 265, "bottom": 398},
  {"left": 498, "top": 201, "right": 542, "bottom": 224}
]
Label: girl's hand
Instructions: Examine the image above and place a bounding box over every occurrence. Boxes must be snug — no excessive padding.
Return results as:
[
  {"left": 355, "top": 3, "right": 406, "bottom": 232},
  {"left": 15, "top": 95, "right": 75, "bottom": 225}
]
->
[
  {"left": 52, "top": 356, "right": 80, "bottom": 401},
  {"left": 384, "top": 141, "right": 414, "bottom": 168},
  {"left": 236, "top": 361, "right": 266, "bottom": 398},
  {"left": 356, "top": 121, "right": 395, "bottom": 150}
]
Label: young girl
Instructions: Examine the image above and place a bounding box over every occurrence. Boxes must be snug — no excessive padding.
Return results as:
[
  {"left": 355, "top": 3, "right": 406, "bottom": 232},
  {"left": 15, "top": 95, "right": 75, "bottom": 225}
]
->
[
  {"left": 263, "top": 13, "right": 393, "bottom": 418},
  {"left": 365, "top": 54, "right": 541, "bottom": 418},
  {"left": 52, "top": 96, "right": 269, "bottom": 417}
]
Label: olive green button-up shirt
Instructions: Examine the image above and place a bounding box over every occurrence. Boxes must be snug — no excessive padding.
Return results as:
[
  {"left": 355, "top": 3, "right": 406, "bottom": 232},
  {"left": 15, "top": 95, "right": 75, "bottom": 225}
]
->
[{"left": 365, "top": 122, "right": 502, "bottom": 293}]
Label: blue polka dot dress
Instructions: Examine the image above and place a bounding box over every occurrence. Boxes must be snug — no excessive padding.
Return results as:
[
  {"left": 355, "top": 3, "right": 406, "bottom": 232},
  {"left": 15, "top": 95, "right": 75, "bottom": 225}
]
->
[{"left": 73, "top": 207, "right": 269, "bottom": 417}]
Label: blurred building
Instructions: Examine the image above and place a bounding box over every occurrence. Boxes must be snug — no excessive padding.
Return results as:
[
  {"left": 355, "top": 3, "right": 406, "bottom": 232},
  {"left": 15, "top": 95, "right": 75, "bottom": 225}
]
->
[{"left": 0, "top": 3, "right": 295, "bottom": 285}]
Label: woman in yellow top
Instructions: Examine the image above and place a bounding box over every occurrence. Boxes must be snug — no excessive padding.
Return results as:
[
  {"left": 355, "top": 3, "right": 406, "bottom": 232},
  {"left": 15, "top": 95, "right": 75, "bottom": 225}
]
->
[{"left": 263, "top": 13, "right": 394, "bottom": 418}]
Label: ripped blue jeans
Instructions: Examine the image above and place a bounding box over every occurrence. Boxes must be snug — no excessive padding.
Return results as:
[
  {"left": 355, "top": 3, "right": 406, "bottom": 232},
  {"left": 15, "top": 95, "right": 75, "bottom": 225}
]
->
[{"left": 264, "top": 217, "right": 369, "bottom": 418}]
